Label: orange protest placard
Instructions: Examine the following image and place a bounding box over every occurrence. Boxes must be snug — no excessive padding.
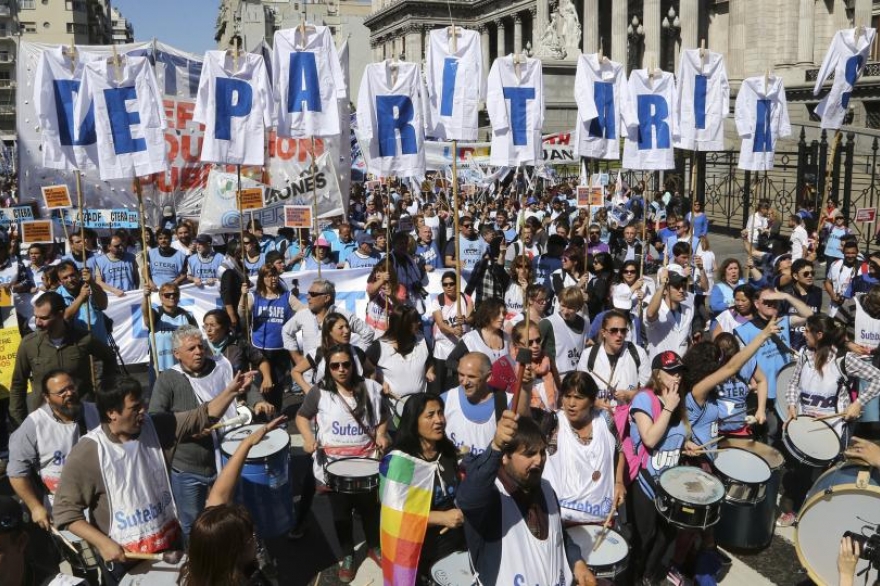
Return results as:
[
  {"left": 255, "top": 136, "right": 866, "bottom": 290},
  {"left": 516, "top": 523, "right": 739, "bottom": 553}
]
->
[
  {"left": 237, "top": 188, "right": 264, "bottom": 211},
  {"left": 21, "top": 220, "right": 54, "bottom": 244},
  {"left": 284, "top": 205, "right": 312, "bottom": 229},
  {"left": 41, "top": 185, "right": 72, "bottom": 209}
]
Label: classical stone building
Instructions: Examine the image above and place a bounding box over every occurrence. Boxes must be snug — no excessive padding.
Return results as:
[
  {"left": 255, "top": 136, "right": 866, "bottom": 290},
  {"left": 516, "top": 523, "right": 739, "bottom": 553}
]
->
[{"left": 364, "top": 0, "right": 880, "bottom": 145}]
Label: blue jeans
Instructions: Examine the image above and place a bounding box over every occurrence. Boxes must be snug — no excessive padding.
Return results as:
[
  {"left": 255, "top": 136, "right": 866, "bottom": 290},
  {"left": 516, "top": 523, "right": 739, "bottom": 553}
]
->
[{"left": 170, "top": 468, "right": 216, "bottom": 542}]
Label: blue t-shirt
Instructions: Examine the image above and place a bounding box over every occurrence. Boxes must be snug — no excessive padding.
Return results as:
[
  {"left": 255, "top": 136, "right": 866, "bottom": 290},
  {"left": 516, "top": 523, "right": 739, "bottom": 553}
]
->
[
  {"left": 734, "top": 317, "right": 792, "bottom": 400},
  {"left": 148, "top": 248, "right": 186, "bottom": 286},
  {"left": 686, "top": 393, "right": 721, "bottom": 457},
  {"left": 717, "top": 357, "right": 758, "bottom": 432},
  {"left": 243, "top": 253, "right": 266, "bottom": 277},
  {"left": 59, "top": 285, "right": 108, "bottom": 343},
  {"left": 825, "top": 227, "right": 848, "bottom": 260},
  {"left": 93, "top": 254, "right": 138, "bottom": 291},
  {"left": 629, "top": 391, "right": 687, "bottom": 499},
  {"left": 188, "top": 253, "right": 224, "bottom": 281}
]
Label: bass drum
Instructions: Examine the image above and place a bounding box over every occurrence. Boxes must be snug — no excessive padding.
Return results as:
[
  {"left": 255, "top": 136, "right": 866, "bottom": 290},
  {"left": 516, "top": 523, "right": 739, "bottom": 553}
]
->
[
  {"left": 796, "top": 463, "right": 880, "bottom": 586},
  {"left": 774, "top": 362, "right": 796, "bottom": 422},
  {"left": 714, "top": 438, "right": 785, "bottom": 550}
]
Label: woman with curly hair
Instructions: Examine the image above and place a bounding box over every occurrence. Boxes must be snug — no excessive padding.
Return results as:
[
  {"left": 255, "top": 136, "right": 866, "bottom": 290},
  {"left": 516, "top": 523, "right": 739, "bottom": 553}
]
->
[{"left": 446, "top": 297, "right": 510, "bottom": 373}]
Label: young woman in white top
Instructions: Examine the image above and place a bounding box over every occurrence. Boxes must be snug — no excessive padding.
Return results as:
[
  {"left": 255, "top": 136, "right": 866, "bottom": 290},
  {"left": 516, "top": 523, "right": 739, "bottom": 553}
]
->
[
  {"left": 447, "top": 298, "right": 510, "bottom": 373},
  {"left": 366, "top": 305, "right": 433, "bottom": 397},
  {"left": 503, "top": 255, "right": 532, "bottom": 322},
  {"left": 429, "top": 270, "right": 473, "bottom": 394}
]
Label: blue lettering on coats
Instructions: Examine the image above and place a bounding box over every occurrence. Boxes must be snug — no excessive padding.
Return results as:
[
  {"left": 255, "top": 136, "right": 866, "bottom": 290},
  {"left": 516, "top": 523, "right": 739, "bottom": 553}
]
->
[
  {"left": 113, "top": 491, "right": 173, "bottom": 530},
  {"left": 636, "top": 94, "right": 670, "bottom": 150},
  {"left": 376, "top": 95, "right": 417, "bottom": 156},
  {"left": 288, "top": 52, "right": 322, "bottom": 112},
  {"left": 502, "top": 87, "right": 536, "bottom": 146},
  {"left": 694, "top": 74, "right": 708, "bottom": 129},
  {"left": 752, "top": 99, "right": 773, "bottom": 153},
  {"left": 842, "top": 54, "right": 866, "bottom": 110},
  {"left": 215, "top": 77, "right": 253, "bottom": 140},
  {"left": 103, "top": 86, "right": 146, "bottom": 155},
  {"left": 53, "top": 80, "right": 97, "bottom": 146},
  {"left": 589, "top": 81, "right": 616, "bottom": 139},
  {"left": 440, "top": 57, "right": 458, "bottom": 116},
  {"left": 331, "top": 421, "right": 366, "bottom": 436},
  {"left": 155, "top": 51, "right": 202, "bottom": 97}
]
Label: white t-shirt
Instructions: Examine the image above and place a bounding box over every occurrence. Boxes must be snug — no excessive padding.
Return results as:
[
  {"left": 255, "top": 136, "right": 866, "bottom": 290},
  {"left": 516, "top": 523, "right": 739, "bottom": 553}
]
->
[
  {"left": 790, "top": 224, "right": 809, "bottom": 261},
  {"left": 646, "top": 295, "right": 695, "bottom": 359}
]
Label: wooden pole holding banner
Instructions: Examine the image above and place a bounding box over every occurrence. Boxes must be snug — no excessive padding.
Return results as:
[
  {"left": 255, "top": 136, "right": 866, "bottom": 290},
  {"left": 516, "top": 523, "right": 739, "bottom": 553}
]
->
[
  {"left": 74, "top": 169, "right": 98, "bottom": 393},
  {"left": 134, "top": 177, "right": 161, "bottom": 375},
  {"left": 310, "top": 136, "right": 322, "bottom": 279},
  {"left": 689, "top": 152, "right": 698, "bottom": 294},
  {"left": 452, "top": 139, "right": 462, "bottom": 321},
  {"left": 236, "top": 164, "right": 251, "bottom": 344}
]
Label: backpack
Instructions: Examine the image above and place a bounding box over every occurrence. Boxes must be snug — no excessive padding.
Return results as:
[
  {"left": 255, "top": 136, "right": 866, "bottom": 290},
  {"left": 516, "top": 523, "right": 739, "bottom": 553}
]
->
[{"left": 618, "top": 390, "right": 662, "bottom": 485}]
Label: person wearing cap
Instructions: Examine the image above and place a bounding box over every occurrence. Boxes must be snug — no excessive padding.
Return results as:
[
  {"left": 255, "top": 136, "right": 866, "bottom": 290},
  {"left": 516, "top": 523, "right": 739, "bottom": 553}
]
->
[
  {"left": 523, "top": 196, "right": 545, "bottom": 222},
  {"left": 92, "top": 234, "right": 139, "bottom": 296},
  {"left": 823, "top": 210, "right": 850, "bottom": 269},
  {"left": 241, "top": 231, "right": 266, "bottom": 277},
  {"left": 187, "top": 234, "right": 224, "bottom": 286},
  {"left": 8, "top": 369, "right": 99, "bottom": 531},
  {"left": 0, "top": 495, "right": 76, "bottom": 586},
  {"left": 645, "top": 264, "right": 696, "bottom": 360},
  {"left": 147, "top": 228, "right": 188, "bottom": 290},
  {"left": 300, "top": 236, "right": 337, "bottom": 271},
  {"left": 344, "top": 232, "right": 381, "bottom": 269},
  {"left": 159, "top": 205, "right": 176, "bottom": 231}
]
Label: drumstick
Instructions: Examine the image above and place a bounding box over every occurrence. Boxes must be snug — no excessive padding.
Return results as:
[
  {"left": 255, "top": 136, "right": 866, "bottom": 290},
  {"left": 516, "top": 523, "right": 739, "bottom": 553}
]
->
[
  {"left": 693, "top": 436, "right": 724, "bottom": 450},
  {"left": 591, "top": 507, "right": 617, "bottom": 552},
  {"left": 50, "top": 525, "right": 79, "bottom": 555},
  {"left": 696, "top": 448, "right": 730, "bottom": 455},
  {"left": 812, "top": 412, "right": 843, "bottom": 422}
]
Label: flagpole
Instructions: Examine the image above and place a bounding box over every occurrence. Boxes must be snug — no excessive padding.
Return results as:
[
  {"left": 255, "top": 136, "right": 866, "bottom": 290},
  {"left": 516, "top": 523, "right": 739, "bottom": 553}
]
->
[
  {"left": 134, "top": 176, "right": 161, "bottom": 376},
  {"left": 452, "top": 139, "right": 461, "bottom": 321},
  {"left": 310, "top": 136, "right": 322, "bottom": 279},
  {"left": 236, "top": 163, "right": 251, "bottom": 345},
  {"left": 74, "top": 169, "right": 98, "bottom": 392}
]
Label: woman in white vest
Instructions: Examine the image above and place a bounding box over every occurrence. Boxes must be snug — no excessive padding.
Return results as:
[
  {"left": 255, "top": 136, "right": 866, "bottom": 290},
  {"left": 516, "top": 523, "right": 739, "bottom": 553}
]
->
[
  {"left": 295, "top": 343, "right": 390, "bottom": 583},
  {"left": 291, "top": 312, "right": 367, "bottom": 393},
  {"left": 711, "top": 283, "right": 756, "bottom": 337},
  {"left": 503, "top": 256, "right": 533, "bottom": 322},
  {"left": 366, "top": 305, "right": 433, "bottom": 397},
  {"left": 429, "top": 270, "right": 473, "bottom": 394},
  {"left": 447, "top": 298, "right": 510, "bottom": 373},
  {"left": 778, "top": 314, "right": 880, "bottom": 527},
  {"left": 853, "top": 287, "right": 880, "bottom": 424},
  {"left": 543, "top": 372, "right": 626, "bottom": 526}
]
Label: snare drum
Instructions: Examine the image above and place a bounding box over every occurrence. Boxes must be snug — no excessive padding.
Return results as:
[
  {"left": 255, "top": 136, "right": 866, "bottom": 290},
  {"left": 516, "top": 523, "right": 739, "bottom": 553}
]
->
[
  {"left": 712, "top": 447, "right": 771, "bottom": 504},
  {"left": 782, "top": 416, "right": 842, "bottom": 467},
  {"left": 431, "top": 551, "right": 475, "bottom": 586},
  {"left": 774, "top": 362, "right": 796, "bottom": 421},
  {"left": 119, "top": 557, "right": 186, "bottom": 585},
  {"left": 325, "top": 457, "right": 380, "bottom": 494},
  {"left": 655, "top": 466, "right": 725, "bottom": 529},
  {"left": 566, "top": 525, "right": 629, "bottom": 580},
  {"left": 220, "top": 424, "right": 294, "bottom": 538},
  {"left": 54, "top": 529, "right": 100, "bottom": 576},
  {"left": 796, "top": 463, "right": 880, "bottom": 586}
]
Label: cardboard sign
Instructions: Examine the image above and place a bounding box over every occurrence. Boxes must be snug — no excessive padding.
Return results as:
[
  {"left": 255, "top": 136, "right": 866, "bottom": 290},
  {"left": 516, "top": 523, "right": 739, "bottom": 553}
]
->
[
  {"left": 20, "top": 220, "right": 54, "bottom": 244},
  {"left": 284, "top": 205, "right": 313, "bottom": 228},
  {"left": 577, "top": 186, "right": 604, "bottom": 208},
  {"left": 41, "top": 184, "right": 72, "bottom": 209},
  {"left": 237, "top": 187, "right": 264, "bottom": 211},
  {"left": 365, "top": 180, "right": 381, "bottom": 191},
  {"left": 855, "top": 207, "right": 877, "bottom": 223},
  {"left": 0, "top": 326, "right": 21, "bottom": 389}
]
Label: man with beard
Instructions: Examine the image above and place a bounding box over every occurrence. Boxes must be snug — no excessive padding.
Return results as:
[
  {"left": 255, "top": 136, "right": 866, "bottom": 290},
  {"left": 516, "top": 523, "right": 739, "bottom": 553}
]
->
[
  {"left": 57, "top": 260, "right": 109, "bottom": 344},
  {"left": 10, "top": 292, "right": 118, "bottom": 426},
  {"left": 8, "top": 370, "right": 100, "bottom": 530},
  {"left": 457, "top": 412, "right": 594, "bottom": 586},
  {"left": 149, "top": 325, "right": 273, "bottom": 540},
  {"left": 780, "top": 259, "right": 822, "bottom": 350},
  {"left": 93, "top": 235, "right": 139, "bottom": 296},
  {"left": 147, "top": 228, "right": 188, "bottom": 290}
]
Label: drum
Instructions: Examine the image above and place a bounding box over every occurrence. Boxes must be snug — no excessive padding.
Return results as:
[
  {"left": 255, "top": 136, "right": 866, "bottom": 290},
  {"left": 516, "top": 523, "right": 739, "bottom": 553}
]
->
[
  {"left": 325, "top": 457, "right": 380, "bottom": 494},
  {"left": 782, "top": 416, "right": 842, "bottom": 467},
  {"left": 119, "top": 557, "right": 185, "bottom": 585},
  {"left": 655, "top": 466, "right": 725, "bottom": 529},
  {"left": 566, "top": 525, "right": 630, "bottom": 580},
  {"left": 774, "top": 362, "right": 796, "bottom": 421},
  {"left": 715, "top": 438, "right": 785, "bottom": 550},
  {"left": 431, "top": 551, "right": 476, "bottom": 586},
  {"left": 220, "top": 424, "right": 294, "bottom": 538},
  {"left": 54, "top": 529, "right": 100, "bottom": 577},
  {"left": 796, "top": 463, "right": 880, "bottom": 586},
  {"left": 712, "top": 447, "right": 771, "bottom": 504}
]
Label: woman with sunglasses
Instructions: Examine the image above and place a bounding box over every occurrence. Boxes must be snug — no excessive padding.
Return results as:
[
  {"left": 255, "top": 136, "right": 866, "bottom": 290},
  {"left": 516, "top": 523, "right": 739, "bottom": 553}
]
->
[
  {"left": 430, "top": 271, "right": 473, "bottom": 394},
  {"left": 291, "top": 312, "right": 367, "bottom": 394},
  {"left": 779, "top": 258, "right": 824, "bottom": 350},
  {"left": 141, "top": 281, "right": 197, "bottom": 383},
  {"left": 609, "top": 259, "right": 650, "bottom": 317},
  {"left": 708, "top": 258, "right": 745, "bottom": 318},
  {"left": 490, "top": 320, "right": 560, "bottom": 415},
  {"left": 239, "top": 265, "right": 302, "bottom": 410},
  {"left": 241, "top": 231, "right": 265, "bottom": 277},
  {"left": 366, "top": 305, "right": 433, "bottom": 398},
  {"left": 712, "top": 284, "right": 757, "bottom": 337},
  {"left": 295, "top": 343, "right": 390, "bottom": 583}
]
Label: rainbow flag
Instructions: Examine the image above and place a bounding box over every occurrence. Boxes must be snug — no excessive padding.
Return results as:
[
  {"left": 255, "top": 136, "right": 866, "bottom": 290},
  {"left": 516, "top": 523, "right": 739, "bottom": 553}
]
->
[{"left": 379, "top": 450, "right": 435, "bottom": 586}]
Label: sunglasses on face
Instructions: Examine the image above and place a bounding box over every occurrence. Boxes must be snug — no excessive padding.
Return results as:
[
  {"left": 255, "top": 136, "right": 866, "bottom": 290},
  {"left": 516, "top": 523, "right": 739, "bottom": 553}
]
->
[
  {"left": 329, "top": 360, "right": 352, "bottom": 371},
  {"left": 669, "top": 282, "right": 686, "bottom": 290},
  {"left": 605, "top": 327, "right": 629, "bottom": 336},
  {"left": 523, "top": 337, "right": 541, "bottom": 345},
  {"left": 162, "top": 293, "right": 179, "bottom": 299},
  {"left": 622, "top": 269, "right": 636, "bottom": 274},
  {"left": 462, "top": 223, "right": 473, "bottom": 228},
  {"left": 307, "top": 291, "right": 327, "bottom": 297},
  {"left": 442, "top": 282, "right": 456, "bottom": 287},
  {"left": 799, "top": 271, "right": 814, "bottom": 277}
]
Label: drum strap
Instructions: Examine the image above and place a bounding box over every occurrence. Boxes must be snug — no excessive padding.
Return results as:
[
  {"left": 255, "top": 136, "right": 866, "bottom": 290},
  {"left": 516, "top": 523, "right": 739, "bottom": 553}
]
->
[
  {"left": 339, "top": 394, "right": 378, "bottom": 446},
  {"left": 638, "top": 468, "right": 658, "bottom": 493}
]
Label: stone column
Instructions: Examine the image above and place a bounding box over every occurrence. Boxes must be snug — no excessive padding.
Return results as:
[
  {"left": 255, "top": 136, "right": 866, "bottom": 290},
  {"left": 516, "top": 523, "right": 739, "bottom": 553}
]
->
[
  {"left": 582, "top": 0, "right": 598, "bottom": 54},
  {"left": 479, "top": 24, "right": 491, "bottom": 73},
  {"left": 496, "top": 18, "right": 506, "bottom": 58},
  {"left": 535, "top": 0, "right": 549, "bottom": 55},
  {"left": 611, "top": 0, "right": 627, "bottom": 64},
  {"left": 728, "top": 0, "right": 745, "bottom": 81},
  {"left": 405, "top": 25, "right": 422, "bottom": 62},
  {"left": 797, "top": 0, "right": 815, "bottom": 64},
  {"left": 514, "top": 14, "right": 523, "bottom": 53},
  {"left": 679, "top": 0, "right": 699, "bottom": 50},
  {"left": 855, "top": 0, "right": 872, "bottom": 29},
  {"left": 643, "top": 0, "right": 661, "bottom": 69}
]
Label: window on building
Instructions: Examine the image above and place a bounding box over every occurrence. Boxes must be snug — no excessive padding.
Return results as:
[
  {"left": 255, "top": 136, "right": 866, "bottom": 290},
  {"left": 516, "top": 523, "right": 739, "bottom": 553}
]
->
[
  {"left": 19, "top": 0, "right": 35, "bottom": 9},
  {"left": 865, "top": 101, "right": 880, "bottom": 130},
  {"left": 65, "top": 22, "right": 86, "bottom": 35},
  {"left": 20, "top": 22, "right": 36, "bottom": 33},
  {"left": 65, "top": 0, "right": 85, "bottom": 10},
  {"left": 873, "top": 15, "right": 880, "bottom": 62}
]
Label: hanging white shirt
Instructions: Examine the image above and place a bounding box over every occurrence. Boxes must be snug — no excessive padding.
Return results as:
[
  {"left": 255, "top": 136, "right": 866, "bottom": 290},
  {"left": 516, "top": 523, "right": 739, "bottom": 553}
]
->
[
  {"left": 272, "top": 25, "right": 346, "bottom": 137},
  {"left": 622, "top": 69, "right": 679, "bottom": 171},
  {"left": 357, "top": 60, "right": 427, "bottom": 179},
  {"left": 33, "top": 46, "right": 100, "bottom": 171},
  {"left": 76, "top": 56, "right": 167, "bottom": 180},
  {"left": 674, "top": 48, "right": 729, "bottom": 151},
  {"left": 194, "top": 50, "right": 273, "bottom": 166},
  {"left": 487, "top": 55, "right": 545, "bottom": 166},
  {"left": 813, "top": 28, "right": 877, "bottom": 130},
  {"left": 735, "top": 75, "right": 791, "bottom": 171},
  {"left": 425, "top": 28, "right": 484, "bottom": 141},
  {"left": 574, "top": 54, "right": 636, "bottom": 160}
]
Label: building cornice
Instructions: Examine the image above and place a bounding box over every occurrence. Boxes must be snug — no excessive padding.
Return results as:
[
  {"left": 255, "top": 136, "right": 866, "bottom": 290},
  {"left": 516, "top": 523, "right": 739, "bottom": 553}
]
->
[{"left": 365, "top": 0, "right": 534, "bottom": 35}]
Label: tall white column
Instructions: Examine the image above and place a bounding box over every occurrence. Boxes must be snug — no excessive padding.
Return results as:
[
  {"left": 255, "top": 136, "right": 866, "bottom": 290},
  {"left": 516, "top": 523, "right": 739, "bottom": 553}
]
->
[
  {"left": 480, "top": 24, "right": 491, "bottom": 73},
  {"left": 405, "top": 26, "right": 422, "bottom": 61},
  {"left": 797, "top": 0, "right": 815, "bottom": 64},
  {"left": 728, "top": 0, "right": 745, "bottom": 80},
  {"left": 611, "top": 0, "right": 627, "bottom": 64},
  {"left": 535, "top": 0, "right": 549, "bottom": 54},
  {"left": 496, "top": 19, "right": 506, "bottom": 58},
  {"left": 514, "top": 14, "right": 523, "bottom": 53},
  {"left": 582, "top": 0, "right": 599, "bottom": 54},
  {"left": 855, "top": 0, "right": 872, "bottom": 28},
  {"left": 679, "top": 0, "right": 699, "bottom": 50},
  {"left": 643, "top": 0, "right": 661, "bottom": 69}
]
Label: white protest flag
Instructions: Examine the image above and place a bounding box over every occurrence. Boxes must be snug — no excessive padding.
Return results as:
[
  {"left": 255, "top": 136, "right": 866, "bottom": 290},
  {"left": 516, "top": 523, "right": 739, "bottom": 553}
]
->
[
  {"left": 198, "top": 152, "right": 344, "bottom": 233},
  {"left": 425, "top": 27, "right": 484, "bottom": 141},
  {"left": 622, "top": 68, "right": 678, "bottom": 171},
  {"left": 674, "top": 48, "right": 729, "bottom": 152}
]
